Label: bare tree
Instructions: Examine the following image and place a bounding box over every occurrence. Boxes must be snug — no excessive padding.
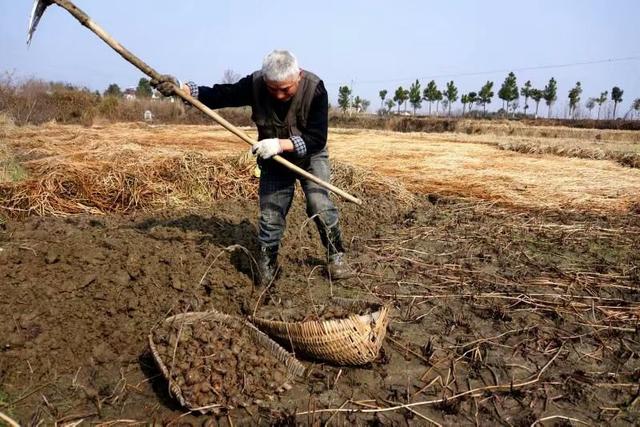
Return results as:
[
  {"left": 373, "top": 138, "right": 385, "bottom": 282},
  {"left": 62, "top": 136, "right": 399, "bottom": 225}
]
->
[
  {"left": 633, "top": 98, "right": 640, "bottom": 120},
  {"left": 221, "top": 69, "right": 241, "bottom": 84}
]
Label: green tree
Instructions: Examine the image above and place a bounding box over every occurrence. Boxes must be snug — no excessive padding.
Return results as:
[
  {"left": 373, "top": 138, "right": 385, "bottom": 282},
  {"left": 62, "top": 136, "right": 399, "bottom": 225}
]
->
[
  {"left": 444, "top": 81, "right": 458, "bottom": 116},
  {"left": 422, "top": 80, "right": 440, "bottom": 115},
  {"left": 408, "top": 79, "right": 422, "bottom": 115},
  {"left": 543, "top": 77, "right": 557, "bottom": 118},
  {"left": 461, "top": 94, "right": 469, "bottom": 116},
  {"left": 530, "top": 88, "right": 543, "bottom": 119},
  {"left": 136, "top": 77, "right": 152, "bottom": 98},
  {"left": 567, "top": 82, "right": 582, "bottom": 118},
  {"left": 338, "top": 86, "right": 352, "bottom": 114},
  {"left": 611, "top": 86, "right": 623, "bottom": 118},
  {"left": 498, "top": 72, "right": 519, "bottom": 116},
  {"left": 585, "top": 98, "right": 596, "bottom": 118},
  {"left": 633, "top": 98, "right": 640, "bottom": 119},
  {"left": 385, "top": 98, "right": 396, "bottom": 113},
  {"left": 520, "top": 80, "right": 533, "bottom": 116},
  {"left": 394, "top": 86, "right": 410, "bottom": 113},
  {"left": 467, "top": 92, "right": 478, "bottom": 115},
  {"left": 477, "top": 81, "right": 494, "bottom": 115},
  {"left": 379, "top": 89, "right": 388, "bottom": 109},
  {"left": 361, "top": 99, "right": 371, "bottom": 113},
  {"left": 403, "top": 88, "right": 410, "bottom": 112},
  {"left": 353, "top": 96, "right": 363, "bottom": 113},
  {"left": 104, "top": 83, "right": 122, "bottom": 98},
  {"left": 434, "top": 90, "right": 443, "bottom": 115},
  {"left": 595, "top": 91, "right": 608, "bottom": 120}
]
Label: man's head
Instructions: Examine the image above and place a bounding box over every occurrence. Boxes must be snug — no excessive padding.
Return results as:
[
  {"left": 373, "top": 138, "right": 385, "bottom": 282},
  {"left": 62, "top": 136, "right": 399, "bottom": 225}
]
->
[{"left": 261, "top": 50, "right": 302, "bottom": 102}]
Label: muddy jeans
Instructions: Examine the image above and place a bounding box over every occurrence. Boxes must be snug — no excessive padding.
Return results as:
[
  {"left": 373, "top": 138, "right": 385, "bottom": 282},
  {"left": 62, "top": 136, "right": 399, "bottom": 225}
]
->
[{"left": 258, "top": 148, "right": 339, "bottom": 247}]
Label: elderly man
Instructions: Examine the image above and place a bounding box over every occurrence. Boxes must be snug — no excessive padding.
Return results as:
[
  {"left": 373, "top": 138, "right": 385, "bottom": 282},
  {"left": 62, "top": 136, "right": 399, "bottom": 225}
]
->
[{"left": 152, "top": 50, "right": 352, "bottom": 286}]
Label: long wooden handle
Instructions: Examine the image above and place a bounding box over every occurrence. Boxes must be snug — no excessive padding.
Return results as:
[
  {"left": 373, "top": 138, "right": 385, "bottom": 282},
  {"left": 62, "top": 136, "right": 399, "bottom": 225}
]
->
[{"left": 51, "top": 0, "right": 362, "bottom": 205}]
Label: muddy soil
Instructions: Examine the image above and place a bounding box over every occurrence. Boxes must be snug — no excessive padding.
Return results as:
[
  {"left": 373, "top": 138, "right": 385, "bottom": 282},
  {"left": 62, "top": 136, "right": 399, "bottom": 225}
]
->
[{"left": 1, "top": 194, "right": 639, "bottom": 425}]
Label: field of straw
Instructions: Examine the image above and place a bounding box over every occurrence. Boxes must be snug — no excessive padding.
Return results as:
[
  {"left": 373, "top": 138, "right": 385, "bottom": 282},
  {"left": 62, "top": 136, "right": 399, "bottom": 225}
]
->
[
  {"left": 330, "top": 128, "right": 640, "bottom": 213},
  {"left": 1, "top": 121, "right": 639, "bottom": 216}
]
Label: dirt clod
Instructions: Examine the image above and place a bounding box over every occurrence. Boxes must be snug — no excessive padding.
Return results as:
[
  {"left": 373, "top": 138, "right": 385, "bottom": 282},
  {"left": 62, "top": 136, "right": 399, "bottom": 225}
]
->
[{"left": 151, "top": 318, "right": 292, "bottom": 409}]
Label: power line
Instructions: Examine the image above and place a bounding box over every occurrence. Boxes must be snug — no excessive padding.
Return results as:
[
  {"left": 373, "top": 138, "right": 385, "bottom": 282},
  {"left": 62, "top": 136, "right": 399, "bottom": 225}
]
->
[{"left": 329, "top": 55, "right": 640, "bottom": 86}]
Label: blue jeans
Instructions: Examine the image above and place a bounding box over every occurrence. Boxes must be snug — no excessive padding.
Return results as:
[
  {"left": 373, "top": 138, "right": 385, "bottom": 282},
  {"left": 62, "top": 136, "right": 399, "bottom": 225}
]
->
[{"left": 258, "top": 148, "right": 339, "bottom": 247}]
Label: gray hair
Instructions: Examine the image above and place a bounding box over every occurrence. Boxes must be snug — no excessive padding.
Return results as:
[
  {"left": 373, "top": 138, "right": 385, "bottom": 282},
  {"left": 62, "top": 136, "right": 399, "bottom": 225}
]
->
[{"left": 261, "top": 50, "right": 300, "bottom": 82}]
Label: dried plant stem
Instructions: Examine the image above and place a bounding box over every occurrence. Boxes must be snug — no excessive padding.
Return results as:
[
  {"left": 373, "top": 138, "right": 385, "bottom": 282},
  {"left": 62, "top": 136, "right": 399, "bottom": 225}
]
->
[
  {"left": 0, "top": 412, "right": 20, "bottom": 427},
  {"left": 297, "top": 345, "right": 564, "bottom": 416}
]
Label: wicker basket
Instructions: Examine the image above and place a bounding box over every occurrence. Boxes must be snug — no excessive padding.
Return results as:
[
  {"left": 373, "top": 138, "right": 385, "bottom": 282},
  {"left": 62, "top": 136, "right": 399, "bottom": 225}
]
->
[
  {"left": 249, "top": 299, "right": 390, "bottom": 365},
  {"left": 148, "top": 309, "right": 306, "bottom": 414}
]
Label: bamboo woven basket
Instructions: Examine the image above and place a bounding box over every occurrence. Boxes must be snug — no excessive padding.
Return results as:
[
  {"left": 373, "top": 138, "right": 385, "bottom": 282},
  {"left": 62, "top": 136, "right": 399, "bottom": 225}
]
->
[
  {"left": 148, "top": 309, "right": 306, "bottom": 414},
  {"left": 249, "top": 299, "right": 390, "bottom": 365}
]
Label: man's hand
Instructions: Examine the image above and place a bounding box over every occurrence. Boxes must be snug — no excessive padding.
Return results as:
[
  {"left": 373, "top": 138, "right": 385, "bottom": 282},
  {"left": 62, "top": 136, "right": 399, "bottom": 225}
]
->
[
  {"left": 251, "top": 138, "right": 282, "bottom": 159},
  {"left": 150, "top": 74, "right": 180, "bottom": 97}
]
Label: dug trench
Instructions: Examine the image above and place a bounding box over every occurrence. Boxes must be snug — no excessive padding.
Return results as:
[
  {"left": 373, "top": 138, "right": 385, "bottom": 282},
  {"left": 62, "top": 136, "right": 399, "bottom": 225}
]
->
[{"left": 1, "top": 192, "right": 639, "bottom": 425}]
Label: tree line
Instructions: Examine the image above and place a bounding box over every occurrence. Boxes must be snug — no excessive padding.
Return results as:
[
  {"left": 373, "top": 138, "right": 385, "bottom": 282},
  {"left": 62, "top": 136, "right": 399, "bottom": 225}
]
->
[
  {"left": 103, "top": 75, "right": 640, "bottom": 120},
  {"left": 339, "top": 73, "right": 640, "bottom": 120},
  {"left": 104, "top": 78, "right": 153, "bottom": 99}
]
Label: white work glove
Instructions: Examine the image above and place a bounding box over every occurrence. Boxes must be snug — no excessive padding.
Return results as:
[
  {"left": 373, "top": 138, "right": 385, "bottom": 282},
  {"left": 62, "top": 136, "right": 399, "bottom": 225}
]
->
[{"left": 251, "top": 138, "right": 282, "bottom": 159}]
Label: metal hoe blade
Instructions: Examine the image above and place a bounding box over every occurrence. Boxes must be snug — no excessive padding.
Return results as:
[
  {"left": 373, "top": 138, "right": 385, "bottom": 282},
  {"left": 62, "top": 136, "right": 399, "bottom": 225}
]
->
[
  {"left": 27, "top": 0, "right": 53, "bottom": 45},
  {"left": 22, "top": 0, "right": 362, "bottom": 205}
]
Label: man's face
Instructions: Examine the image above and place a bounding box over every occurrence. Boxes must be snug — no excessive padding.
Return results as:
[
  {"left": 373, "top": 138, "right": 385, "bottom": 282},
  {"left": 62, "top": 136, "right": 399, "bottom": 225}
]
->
[{"left": 265, "top": 72, "right": 302, "bottom": 102}]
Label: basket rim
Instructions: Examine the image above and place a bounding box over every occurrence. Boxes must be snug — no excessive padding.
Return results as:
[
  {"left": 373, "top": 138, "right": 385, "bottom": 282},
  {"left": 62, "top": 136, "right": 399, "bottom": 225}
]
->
[
  {"left": 249, "top": 306, "right": 388, "bottom": 329},
  {"left": 249, "top": 298, "right": 391, "bottom": 328}
]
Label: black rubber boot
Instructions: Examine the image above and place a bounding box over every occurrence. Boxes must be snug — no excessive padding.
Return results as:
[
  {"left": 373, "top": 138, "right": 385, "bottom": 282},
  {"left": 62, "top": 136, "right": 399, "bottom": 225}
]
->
[
  {"left": 257, "top": 245, "right": 279, "bottom": 287},
  {"left": 320, "top": 225, "right": 354, "bottom": 280}
]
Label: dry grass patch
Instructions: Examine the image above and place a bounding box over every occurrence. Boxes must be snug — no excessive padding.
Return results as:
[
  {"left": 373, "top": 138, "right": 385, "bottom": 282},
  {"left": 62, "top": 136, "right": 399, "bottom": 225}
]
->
[
  {"left": 1, "top": 116, "right": 28, "bottom": 184},
  {"left": 0, "top": 148, "right": 28, "bottom": 184},
  {"left": 329, "top": 128, "right": 640, "bottom": 213},
  {"left": 0, "top": 123, "right": 410, "bottom": 216},
  {"left": 455, "top": 119, "right": 640, "bottom": 143},
  {"left": 2, "top": 122, "right": 639, "bottom": 215}
]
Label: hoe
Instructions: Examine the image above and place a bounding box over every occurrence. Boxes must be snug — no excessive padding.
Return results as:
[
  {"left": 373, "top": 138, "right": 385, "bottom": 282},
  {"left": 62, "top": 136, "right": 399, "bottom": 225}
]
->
[{"left": 27, "top": 0, "right": 362, "bottom": 205}]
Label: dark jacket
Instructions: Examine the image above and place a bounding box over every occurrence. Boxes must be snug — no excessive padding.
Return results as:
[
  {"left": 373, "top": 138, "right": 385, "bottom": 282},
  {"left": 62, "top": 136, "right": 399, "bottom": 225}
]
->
[{"left": 196, "top": 71, "right": 329, "bottom": 158}]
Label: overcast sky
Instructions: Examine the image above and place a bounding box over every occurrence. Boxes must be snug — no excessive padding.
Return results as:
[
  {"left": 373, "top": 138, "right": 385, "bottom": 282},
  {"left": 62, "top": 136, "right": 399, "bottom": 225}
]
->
[{"left": 2, "top": 0, "right": 639, "bottom": 116}]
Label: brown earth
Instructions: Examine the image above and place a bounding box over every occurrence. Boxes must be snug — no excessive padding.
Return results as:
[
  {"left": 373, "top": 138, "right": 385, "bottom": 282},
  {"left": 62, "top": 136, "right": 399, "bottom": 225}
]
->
[
  {"left": 1, "top": 123, "right": 640, "bottom": 425},
  {"left": 1, "top": 193, "right": 639, "bottom": 425}
]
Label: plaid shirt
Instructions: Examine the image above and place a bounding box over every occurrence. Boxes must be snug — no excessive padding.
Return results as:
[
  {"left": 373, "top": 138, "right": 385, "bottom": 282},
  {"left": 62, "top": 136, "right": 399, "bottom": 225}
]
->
[{"left": 185, "top": 81, "right": 199, "bottom": 100}]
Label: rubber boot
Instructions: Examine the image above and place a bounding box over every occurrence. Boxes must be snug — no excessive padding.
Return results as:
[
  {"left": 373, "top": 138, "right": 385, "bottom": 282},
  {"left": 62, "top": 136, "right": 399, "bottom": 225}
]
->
[
  {"left": 320, "top": 225, "right": 354, "bottom": 280},
  {"left": 257, "top": 245, "right": 279, "bottom": 287}
]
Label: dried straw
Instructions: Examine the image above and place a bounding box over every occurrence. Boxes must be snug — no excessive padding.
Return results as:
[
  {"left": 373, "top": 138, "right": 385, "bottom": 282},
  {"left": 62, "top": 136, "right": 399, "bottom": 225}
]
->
[{"left": 0, "top": 144, "right": 407, "bottom": 217}]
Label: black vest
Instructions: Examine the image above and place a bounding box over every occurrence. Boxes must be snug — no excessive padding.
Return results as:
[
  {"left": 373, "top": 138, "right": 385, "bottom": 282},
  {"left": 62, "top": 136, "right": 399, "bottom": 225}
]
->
[{"left": 251, "top": 70, "right": 321, "bottom": 141}]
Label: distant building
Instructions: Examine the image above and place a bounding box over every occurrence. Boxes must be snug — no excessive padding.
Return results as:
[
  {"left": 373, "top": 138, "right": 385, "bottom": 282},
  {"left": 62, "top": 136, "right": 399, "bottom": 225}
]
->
[{"left": 123, "top": 88, "right": 136, "bottom": 101}]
